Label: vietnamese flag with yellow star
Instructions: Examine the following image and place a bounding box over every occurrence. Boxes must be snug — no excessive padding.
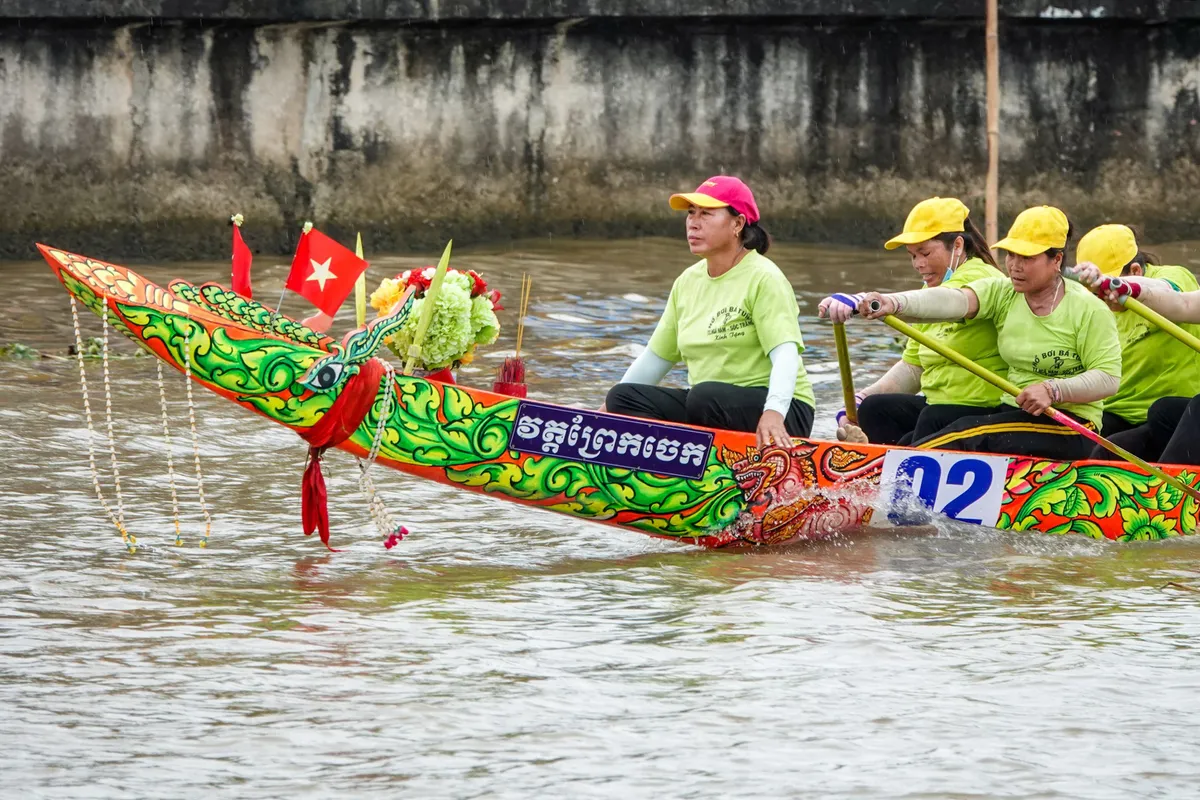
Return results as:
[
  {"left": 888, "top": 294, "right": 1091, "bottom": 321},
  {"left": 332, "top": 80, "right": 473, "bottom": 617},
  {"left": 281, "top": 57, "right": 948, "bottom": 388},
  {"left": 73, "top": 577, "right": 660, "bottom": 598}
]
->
[{"left": 284, "top": 227, "right": 369, "bottom": 316}]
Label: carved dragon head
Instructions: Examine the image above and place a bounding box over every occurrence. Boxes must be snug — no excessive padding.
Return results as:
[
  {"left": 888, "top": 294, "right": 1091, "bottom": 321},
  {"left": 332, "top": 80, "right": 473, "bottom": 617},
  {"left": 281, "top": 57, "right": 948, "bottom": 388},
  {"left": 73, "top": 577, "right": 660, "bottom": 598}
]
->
[{"left": 38, "top": 245, "right": 409, "bottom": 431}]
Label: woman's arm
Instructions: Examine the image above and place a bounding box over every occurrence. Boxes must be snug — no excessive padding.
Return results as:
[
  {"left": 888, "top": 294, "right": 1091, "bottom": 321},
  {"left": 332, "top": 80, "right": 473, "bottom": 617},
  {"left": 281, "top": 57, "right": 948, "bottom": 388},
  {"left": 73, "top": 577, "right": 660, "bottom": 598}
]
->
[
  {"left": 1072, "top": 264, "right": 1200, "bottom": 320},
  {"left": 1047, "top": 370, "right": 1120, "bottom": 404},
  {"left": 861, "top": 359, "right": 924, "bottom": 398},
  {"left": 764, "top": 342, "right": 799, "bottom": 416},
  {"left": 619, "top": 347, "right": 674, "bottom": 385},
  {"left": 859, "top": 286, "right": 978, "bottom": 321},
  {"left": 1124, "top": 280, "right": 1200, "bottom": 323}
]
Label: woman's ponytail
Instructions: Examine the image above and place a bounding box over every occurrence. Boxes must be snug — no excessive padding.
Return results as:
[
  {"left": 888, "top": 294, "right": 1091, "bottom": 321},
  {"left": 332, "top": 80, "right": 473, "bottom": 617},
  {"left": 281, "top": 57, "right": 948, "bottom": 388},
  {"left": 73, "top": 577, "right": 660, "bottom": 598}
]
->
[{"left": 741, "top": 222, "right": 771, "bottom": 255}]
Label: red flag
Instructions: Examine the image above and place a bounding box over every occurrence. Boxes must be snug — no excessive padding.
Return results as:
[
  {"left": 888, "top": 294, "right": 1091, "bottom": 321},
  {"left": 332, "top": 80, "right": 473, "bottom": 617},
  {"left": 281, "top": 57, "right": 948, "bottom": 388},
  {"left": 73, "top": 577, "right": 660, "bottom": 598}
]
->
[
  {"left": 285, "top": 228, "right": 369, "bottom": 316},
  {"left": 231, "top": 222, "right": 253, "bottom": 298}
]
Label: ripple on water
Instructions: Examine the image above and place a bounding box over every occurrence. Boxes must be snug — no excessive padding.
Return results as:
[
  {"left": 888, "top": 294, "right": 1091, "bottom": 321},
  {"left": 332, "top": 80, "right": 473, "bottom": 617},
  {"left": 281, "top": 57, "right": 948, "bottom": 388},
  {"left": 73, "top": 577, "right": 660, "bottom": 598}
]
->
[{"left": 3, "top": 239, "right": 1200, "bottom": 798}]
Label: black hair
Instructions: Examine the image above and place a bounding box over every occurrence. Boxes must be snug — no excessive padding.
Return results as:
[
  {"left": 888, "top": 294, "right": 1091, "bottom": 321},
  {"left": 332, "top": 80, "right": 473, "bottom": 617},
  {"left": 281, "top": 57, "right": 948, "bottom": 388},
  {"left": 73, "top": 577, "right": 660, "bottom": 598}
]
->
[
  {"left": 726, "top": 208, "right": 771, "bottom": 254},
  {"left": 1045, "top": 220, "right": 1076, "bottom": 267},
  {"left": 1121, "top": 250, "right": 1158, "bottom": 275},
  {"left": 933, "top": 216, "right": 999, "bottom": 268}
]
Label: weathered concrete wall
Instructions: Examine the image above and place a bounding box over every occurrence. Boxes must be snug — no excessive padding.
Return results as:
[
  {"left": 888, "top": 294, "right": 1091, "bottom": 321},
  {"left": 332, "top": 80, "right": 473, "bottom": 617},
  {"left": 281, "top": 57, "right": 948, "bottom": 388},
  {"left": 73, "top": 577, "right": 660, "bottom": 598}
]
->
[{"left": 2, "top": 3, "right": 1200, "bottom": 258}]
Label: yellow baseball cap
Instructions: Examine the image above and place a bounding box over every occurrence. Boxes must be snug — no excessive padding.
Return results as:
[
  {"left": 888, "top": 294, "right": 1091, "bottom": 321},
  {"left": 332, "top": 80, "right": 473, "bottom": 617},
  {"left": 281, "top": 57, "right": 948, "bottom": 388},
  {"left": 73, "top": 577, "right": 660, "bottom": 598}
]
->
[
  {"left": 992, "top": 206, "right": 1070, "bottom": 256},
  {"left": 884, "top": 197, "right": 970, "bottom": 250},
  {"left": 1075, "top": 224, "right": 1139, "bottom": 277}
]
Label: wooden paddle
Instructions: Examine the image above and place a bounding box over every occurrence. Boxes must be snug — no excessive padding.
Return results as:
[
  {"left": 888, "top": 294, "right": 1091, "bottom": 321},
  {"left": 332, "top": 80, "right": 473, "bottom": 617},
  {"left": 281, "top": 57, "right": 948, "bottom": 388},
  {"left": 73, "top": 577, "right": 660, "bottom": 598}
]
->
[
  {"left": 832, "top": 322, "right": 858, "bottom": 424},
  {"left": 867, "top": 302, "right": 1200, "bottom": 502},
  {"left": 1090, "top": 275, "right": 1200, "bottom": 355}
]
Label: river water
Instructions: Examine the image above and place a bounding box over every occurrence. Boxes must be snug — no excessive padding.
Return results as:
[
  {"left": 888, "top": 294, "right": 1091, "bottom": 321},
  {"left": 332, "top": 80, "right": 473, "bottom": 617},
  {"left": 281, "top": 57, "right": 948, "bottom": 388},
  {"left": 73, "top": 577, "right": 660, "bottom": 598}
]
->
[{"left": 4, "top": 237, "right": 1200, "bottom": 798}]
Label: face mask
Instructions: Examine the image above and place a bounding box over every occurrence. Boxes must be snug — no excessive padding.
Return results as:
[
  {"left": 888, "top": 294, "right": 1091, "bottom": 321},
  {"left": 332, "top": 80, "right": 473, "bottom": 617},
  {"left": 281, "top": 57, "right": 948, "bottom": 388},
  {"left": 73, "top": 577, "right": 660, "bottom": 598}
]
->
[{"left": 944, "top": 246, "right": 961, "bottom": 282}]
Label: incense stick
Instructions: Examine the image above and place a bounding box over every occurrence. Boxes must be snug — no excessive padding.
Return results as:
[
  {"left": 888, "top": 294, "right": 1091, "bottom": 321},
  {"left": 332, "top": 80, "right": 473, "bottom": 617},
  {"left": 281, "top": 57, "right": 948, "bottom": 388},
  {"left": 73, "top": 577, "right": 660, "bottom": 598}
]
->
[{"left": 514, "top": 273, "right": 532, "bottom": 358}]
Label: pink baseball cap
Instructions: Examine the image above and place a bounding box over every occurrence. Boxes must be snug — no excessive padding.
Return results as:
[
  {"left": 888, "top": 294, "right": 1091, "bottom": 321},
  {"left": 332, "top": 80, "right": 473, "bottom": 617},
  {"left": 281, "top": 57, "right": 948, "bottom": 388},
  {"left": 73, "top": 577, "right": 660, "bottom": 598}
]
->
[{"left": 668, "top": 175, "right": 760, "bottom": 224}]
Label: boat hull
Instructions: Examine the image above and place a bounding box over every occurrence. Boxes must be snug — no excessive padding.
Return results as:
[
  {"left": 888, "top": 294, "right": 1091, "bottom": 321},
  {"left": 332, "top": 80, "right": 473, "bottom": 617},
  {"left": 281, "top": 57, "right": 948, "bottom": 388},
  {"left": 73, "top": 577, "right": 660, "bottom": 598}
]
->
[{"left": 41, "top": 245, "right": 1200, "bottom": 546}]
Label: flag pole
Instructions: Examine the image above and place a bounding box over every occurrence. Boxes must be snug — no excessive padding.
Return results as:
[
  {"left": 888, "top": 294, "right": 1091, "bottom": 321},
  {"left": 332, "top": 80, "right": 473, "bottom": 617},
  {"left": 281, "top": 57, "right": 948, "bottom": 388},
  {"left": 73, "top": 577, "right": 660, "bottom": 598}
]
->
[
  {"left": 272, "top": 221, "right": 312, "bottom": 322},
  {"left": 354, "top": 232, "right": 367, "bottom": 328},
  {"left": 985, "top": 0, "right": 1000, "bottom": 245}
]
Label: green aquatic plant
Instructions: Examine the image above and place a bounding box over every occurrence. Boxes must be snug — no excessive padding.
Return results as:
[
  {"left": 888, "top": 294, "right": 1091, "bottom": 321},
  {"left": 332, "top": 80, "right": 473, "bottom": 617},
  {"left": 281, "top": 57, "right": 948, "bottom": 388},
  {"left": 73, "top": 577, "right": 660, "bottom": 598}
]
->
[{"left": 0, "top": 343, "right": 39, "bottom": 360}]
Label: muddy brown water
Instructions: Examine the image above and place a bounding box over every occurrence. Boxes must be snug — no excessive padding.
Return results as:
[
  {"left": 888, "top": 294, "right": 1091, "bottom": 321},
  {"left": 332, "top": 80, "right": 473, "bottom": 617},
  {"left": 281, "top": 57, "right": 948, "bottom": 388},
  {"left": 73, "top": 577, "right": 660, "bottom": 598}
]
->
[{"left": 3, "top": 237, "right": 1200, "bottom": 797}]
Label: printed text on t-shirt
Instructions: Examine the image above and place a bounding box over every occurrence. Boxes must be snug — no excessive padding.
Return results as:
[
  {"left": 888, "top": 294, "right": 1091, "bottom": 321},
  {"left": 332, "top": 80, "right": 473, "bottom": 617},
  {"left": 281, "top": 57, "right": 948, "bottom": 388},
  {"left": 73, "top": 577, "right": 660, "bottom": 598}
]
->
[
  {"left": 1031, "top": 349, "right": 1083, "bottom": 376},
  {"left": 707, "top": 306, "right": 753, "bottom": 341}
]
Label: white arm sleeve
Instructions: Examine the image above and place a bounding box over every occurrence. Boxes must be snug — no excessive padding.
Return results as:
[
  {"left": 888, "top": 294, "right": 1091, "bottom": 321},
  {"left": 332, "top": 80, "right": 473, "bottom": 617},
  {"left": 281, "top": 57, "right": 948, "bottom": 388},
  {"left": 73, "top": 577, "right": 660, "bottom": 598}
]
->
[
  {"left": 1049, "top": 370, "right": 1120, "bottom": 404},
  {"left": 764, "top": 342, "right": 800, "bottom": 416},
  {"left": 1138, "top": 281, "right": 1200, "bottom": 324},
  {"left": 889, "top": 286, "right": 972, "bottom": 321},
  {"left": 861, "top": 359, "right": 924, "bottom": 398},
  {"left": 619, "top": 347, "right": 674, "bottom": 385}
]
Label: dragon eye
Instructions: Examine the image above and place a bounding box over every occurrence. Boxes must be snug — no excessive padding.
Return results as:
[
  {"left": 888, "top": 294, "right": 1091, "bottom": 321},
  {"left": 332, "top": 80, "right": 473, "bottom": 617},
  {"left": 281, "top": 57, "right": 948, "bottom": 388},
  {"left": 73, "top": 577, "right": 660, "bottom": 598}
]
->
[{"left": 301, "top": 358, "right": 345, "bottom": 393}]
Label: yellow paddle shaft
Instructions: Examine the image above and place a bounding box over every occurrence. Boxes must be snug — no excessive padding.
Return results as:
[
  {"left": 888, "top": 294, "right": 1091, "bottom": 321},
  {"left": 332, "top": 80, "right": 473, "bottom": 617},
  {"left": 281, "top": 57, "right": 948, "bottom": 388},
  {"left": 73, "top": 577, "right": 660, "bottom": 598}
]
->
[
  {"left": 1123, "top": 295, "right": 1200, "bottom": 354},
  {"left": 832, "top": 322, "right": 858, "bottom": 424}
]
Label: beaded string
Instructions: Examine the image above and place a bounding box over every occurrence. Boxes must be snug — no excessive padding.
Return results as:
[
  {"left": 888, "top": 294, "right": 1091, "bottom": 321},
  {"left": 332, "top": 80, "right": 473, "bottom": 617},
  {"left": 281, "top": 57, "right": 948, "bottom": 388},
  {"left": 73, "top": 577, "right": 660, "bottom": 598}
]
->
[
  {"left": 182, "top": 326, "right": 213, "bottom": 546},
  {"left": 70, "top": 297, "right": 135, "bottom": 553},
  {"left": 357, "top": 365, "right": 404, "bottom": 543},
  {"left": 99, "top": 307, "right": 128, "bottom": 536},
  {"left": 155, "top": 359, "right": 184, "bottom": 546}
]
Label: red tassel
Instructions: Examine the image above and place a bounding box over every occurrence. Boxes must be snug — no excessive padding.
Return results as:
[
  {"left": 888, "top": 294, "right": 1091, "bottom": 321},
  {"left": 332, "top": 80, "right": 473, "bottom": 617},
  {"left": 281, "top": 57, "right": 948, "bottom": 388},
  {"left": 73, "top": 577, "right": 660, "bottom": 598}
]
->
[
  {"left": 296, "top": 358, "right": 386, "bottom": 550},
  {"left": 301, "top": 448, "right": 337, "bottom": 551}
]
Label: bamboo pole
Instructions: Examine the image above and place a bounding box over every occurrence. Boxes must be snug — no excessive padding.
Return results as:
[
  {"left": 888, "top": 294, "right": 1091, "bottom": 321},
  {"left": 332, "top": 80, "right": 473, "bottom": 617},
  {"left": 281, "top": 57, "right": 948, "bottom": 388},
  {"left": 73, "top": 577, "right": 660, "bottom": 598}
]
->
[{"left": 985, "top": 0, "right": 1000, "bottom": 244}]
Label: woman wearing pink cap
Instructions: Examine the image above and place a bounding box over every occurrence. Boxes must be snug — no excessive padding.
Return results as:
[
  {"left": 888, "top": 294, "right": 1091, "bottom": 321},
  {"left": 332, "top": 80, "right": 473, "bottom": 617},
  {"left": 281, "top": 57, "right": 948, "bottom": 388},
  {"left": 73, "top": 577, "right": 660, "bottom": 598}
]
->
[{"left": 604, "top": 176, "right": 815, "bottom": 447}]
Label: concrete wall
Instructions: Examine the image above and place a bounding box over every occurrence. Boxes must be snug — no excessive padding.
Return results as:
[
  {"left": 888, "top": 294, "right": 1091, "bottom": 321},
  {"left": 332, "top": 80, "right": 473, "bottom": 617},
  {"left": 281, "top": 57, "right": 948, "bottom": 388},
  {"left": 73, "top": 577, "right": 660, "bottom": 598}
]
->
[{"left": 2, "top": 2, "right": 1200, "bottom": 258}]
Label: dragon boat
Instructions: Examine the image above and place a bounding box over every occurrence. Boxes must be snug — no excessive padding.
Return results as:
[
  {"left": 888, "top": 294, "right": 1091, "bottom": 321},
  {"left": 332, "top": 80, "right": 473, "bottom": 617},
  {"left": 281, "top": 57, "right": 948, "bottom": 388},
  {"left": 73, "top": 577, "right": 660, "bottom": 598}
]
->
[{"left": 42, "top": 245, "right": 1200, "bottom": 547}]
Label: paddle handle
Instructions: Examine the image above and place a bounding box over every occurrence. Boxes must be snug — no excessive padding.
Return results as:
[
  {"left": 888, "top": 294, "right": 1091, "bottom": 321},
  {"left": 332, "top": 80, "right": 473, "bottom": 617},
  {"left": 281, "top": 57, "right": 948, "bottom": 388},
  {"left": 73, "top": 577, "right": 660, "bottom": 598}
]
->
[
  {"left": 1063, "top": 271, "right": 1200, "bottom": 355},
  {"left": 832, "top": 322, "right": 858, "bottom": 425},
  {"left": 872, "top": 305, "right": 1200, "bottom": 503}
]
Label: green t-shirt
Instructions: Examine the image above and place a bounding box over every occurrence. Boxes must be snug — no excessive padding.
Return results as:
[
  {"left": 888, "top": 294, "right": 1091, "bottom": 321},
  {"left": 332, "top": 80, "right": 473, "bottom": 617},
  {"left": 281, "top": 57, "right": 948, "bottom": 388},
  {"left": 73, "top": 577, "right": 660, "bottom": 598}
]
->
[
  {"left": 648, "top": 250, "right": 816, "bottom": 408},
  {"left": 900, "top": 258, "right": 1008, "bottom": 407},
  {"left": 969, "top": 276, "right": 1122, "bottom": 427},
  {"left": 1105, "top": 264, "right": 1200, "bottom": 424}
]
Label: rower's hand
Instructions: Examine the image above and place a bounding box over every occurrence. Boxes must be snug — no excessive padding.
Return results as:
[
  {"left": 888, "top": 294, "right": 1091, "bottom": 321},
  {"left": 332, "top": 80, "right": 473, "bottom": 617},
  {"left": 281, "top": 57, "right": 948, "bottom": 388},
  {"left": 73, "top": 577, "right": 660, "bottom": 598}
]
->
[
  {"left": 1017, "top": 383, "right": 1055, "bottom": 416},
  {"left": 597, "top": 402, "right": 608, "bottom": 413},
  {"left": 1071, "top": 262, "right": 1132, "bottom": 311},
  {"left": 859, "top": 292, "right": 896, "bottom": 320},
  {"left": 1096, "top": 276, "right": 1142, "bottom": 311},
  {"left": 301, "top": 310, "right": 335, "bottom": 334},
  {"left": 756, "top": 410, "right": 791, "bottom": 450},
  {"left": 818, "top": 293, "right": 864, "bottom": 324},
  {"left": 1069, "top": 261, "right": 1105, "bottom": 289}
]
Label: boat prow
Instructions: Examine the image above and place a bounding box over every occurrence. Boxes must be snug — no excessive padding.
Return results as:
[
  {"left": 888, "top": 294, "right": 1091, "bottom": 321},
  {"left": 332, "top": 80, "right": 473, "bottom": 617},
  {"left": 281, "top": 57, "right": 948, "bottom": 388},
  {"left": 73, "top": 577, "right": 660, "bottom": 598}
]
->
[{"left": 41, "top": 245, "right": 1200, "bottom": 547}]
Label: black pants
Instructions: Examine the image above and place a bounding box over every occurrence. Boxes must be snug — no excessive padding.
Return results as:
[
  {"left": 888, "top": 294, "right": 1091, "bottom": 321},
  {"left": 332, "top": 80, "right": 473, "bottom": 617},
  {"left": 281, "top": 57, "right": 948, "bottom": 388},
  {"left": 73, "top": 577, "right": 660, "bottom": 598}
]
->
[
  {"left": 606, "top": 381, "right": 814, "bottom": 437},
  {"left": 857, "top": 394, "right": 1007, "bottom": 446},
  {"left": 913, "top": 407, "right": 1097, "bottom": 461},
  {"left": 1101, "top": 395, "right": 1200, "bottom": 465},
  {"left": 1101, "top": 411, "right": 1139, "bottom": 438}
]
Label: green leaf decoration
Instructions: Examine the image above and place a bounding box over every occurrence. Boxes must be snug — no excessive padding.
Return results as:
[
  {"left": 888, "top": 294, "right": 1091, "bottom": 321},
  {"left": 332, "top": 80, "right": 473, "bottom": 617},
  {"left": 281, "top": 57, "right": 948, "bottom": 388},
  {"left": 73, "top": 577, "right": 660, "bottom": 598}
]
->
[
  {"left": 1069, "top": 519, "right": 1105, "bottom": 539},
  {"left": 1153, "top": 479, "right": 1185, "bottom": 513},
  {"left": 1050, "top": 485, "right": 1091, "bottom": 517},
  {"left": 1012, "top": 515, "right": 1041, "bottom": 532},
  {"left": 1046, "top": 521, "right": 1073, "bottom": 536},
  {"left": 1015, "top": 467, "right": 1078, "bottom": 520},
  {"left": 1118, "top": 507, "right": 1178, "bottom": 541},
  {"left": 350, "top": 376, "right": 745, "bottom": 538},
  {"left": 170, "top": 280, "right": 333, "bottom": 350},
  {"left": 1029, "top": 487, "right": 1067, "bottom": 516},
  {"left": 119, "top": 304, "right": 331, "bottom": 427}
]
